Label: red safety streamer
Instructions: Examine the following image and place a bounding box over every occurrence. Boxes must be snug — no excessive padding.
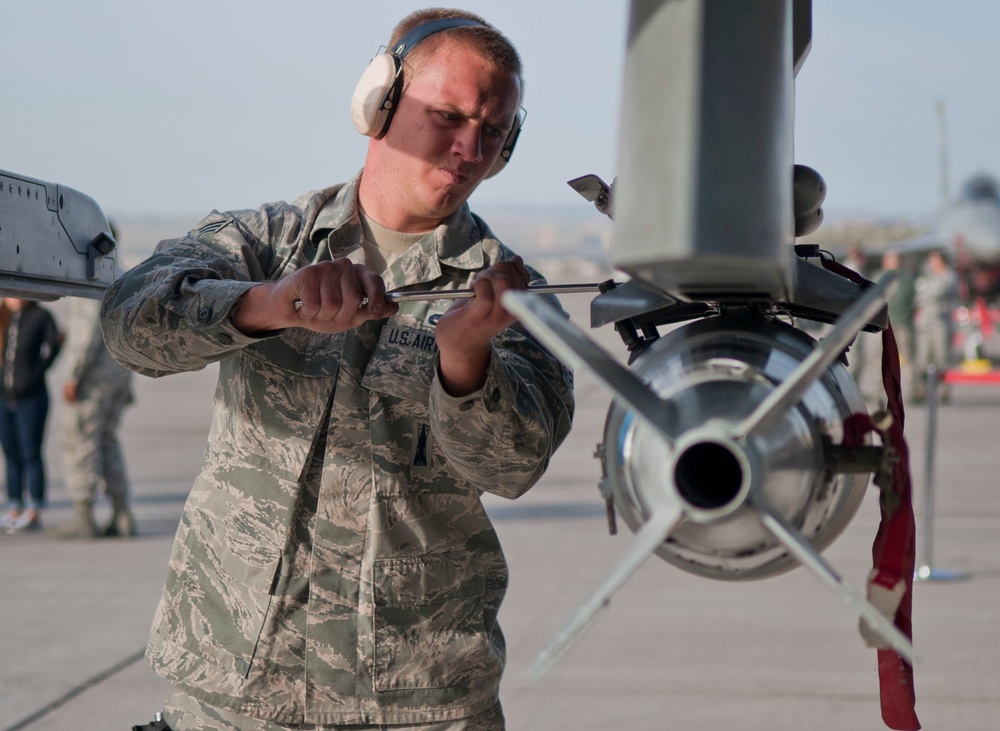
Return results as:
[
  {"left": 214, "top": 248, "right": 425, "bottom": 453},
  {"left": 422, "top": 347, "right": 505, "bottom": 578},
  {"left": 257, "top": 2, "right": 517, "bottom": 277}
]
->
[{"left": 821, "top": 257, "right": 920, "bottom": 730}]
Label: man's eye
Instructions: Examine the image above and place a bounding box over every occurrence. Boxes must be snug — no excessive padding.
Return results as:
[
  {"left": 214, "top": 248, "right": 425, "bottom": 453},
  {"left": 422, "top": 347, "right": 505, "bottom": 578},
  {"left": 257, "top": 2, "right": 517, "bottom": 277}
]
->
[
  {"left": 438, "top": 111, "right": 461, "bottom": 123},
  {"left": 484, "top": 126, "right": 504, "bottom": 140}
]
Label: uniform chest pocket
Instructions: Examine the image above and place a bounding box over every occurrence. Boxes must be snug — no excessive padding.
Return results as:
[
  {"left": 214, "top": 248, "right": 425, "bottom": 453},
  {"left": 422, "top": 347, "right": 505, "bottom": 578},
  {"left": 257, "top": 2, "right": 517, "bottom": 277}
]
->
[
  {"left": 243, "top": 327, "right": 345, "bottom": 378},
  {"left": 361, "top": 323, "right": 439, "bottom": 403},
  {"left": 228, "top": 330, "right": 344, "bottom": 450}
]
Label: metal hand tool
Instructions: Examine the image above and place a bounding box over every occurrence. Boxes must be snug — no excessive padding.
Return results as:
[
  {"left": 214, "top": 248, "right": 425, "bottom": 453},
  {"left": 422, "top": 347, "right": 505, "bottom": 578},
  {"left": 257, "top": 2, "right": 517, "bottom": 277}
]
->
[{"left": 292, "top": 281, "right": 610, "bottom": 311}]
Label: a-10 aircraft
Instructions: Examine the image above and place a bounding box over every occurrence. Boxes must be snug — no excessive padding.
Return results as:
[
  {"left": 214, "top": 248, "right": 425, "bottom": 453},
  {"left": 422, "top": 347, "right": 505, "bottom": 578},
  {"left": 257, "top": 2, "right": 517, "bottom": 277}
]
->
[
  {"left": 897, "top": 173, "right": 1000, "bottom": 298},
  {"left": 892, "top": 172, "right": 1000, "bottom": 365},
  {"left": 1, "top": 1, "right": 919, "bottom": 729},
  {"left": 0, "top": 168, "right": 117, "bottom": 301}
]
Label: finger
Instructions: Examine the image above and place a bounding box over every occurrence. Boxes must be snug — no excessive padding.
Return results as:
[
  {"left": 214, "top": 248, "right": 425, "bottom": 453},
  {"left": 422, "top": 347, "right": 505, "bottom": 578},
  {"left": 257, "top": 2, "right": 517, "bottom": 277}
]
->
[
  {"left": 471, "top": 275, "right": 499, "bottom": 309},
  {"left": 358, "top": 267, "right": 396, "bottom": 318},
  {"left": 488, "top": 258, "right": 529, "bottom": 292},
  {"left": 292, "top": 262, "right": 341, "bottom": 320},
  {"left": 511, "top": 256, "right": 531, "bottom": 288},
  {"left": 331, "top": 266, "right": 365, "bottom": 325},
  {"left": 311, "top": 271, "right": 342, "bottom": 321}
]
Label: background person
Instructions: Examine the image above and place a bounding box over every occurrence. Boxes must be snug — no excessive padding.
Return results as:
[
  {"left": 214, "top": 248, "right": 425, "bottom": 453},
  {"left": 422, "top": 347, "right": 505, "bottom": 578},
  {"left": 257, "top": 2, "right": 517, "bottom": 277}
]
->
[
  {"left": 914, "top": 250, "right": 960, "bottom": 402},
  {"left": 103, "top": 8, "right": 574, "bottom": 731},
  {"left": 57, "top": 293, "right": 136, "bottom": 539},
  {"left": 876, "top": 249, "right": 917, "bottom": 402},
  {"left": 843, "top": 245, "right": 880, "bottom": 402},
  {"left": 0, "top": 297, "right": 62, "bottom": 533}
]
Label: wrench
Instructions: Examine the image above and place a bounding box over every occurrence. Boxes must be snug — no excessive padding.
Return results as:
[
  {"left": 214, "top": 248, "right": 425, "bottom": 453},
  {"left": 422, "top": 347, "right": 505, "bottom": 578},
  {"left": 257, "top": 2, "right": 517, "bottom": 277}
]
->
[{"left": 292, "top": 281, "right": 610, "bottom": 311}]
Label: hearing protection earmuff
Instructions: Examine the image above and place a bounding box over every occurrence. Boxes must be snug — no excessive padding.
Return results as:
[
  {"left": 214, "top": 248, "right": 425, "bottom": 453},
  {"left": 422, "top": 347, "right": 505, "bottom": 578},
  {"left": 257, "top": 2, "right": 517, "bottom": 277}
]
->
[{"left": 350, "top": 17, "right": 523, "bottom": 178}]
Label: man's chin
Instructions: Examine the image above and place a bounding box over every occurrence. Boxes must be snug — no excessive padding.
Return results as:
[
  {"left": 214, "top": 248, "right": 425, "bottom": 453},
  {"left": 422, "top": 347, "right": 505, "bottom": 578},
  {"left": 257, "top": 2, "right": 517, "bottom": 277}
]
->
[{"left": 427, "top": 184, "right": 480, "bottom": 215}]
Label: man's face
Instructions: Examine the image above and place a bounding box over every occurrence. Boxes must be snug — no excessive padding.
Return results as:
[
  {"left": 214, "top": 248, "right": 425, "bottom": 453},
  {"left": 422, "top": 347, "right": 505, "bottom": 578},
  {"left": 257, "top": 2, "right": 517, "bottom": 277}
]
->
[{"left": 371, "top": 38, "right": 521, "bottom": 230}]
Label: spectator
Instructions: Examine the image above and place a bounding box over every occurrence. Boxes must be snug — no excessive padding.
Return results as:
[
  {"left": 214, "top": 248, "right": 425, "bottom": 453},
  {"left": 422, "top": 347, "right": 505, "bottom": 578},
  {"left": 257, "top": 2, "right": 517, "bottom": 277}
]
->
[
  {"left": 56, "top": 294, "right": 136, "bottom": 539},
  {"left": 878, "top": 249, "right": 917, "bottom": 401},
  {"left": 843, "top": 246, "right": 878, "bottom": 401},
  {"left": 914, "top": 250, "right": 959, "bottom": 402},
  {"left": 0, "top": 298, "right": 62, "bottom": 533}
]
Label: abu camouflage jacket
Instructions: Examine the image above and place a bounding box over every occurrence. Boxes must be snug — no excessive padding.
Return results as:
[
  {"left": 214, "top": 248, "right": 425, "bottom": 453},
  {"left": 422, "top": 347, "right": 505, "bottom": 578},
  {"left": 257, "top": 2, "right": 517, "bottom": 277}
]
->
[{"left": 100, "top": 174, "right": 574, "bottom": 725}]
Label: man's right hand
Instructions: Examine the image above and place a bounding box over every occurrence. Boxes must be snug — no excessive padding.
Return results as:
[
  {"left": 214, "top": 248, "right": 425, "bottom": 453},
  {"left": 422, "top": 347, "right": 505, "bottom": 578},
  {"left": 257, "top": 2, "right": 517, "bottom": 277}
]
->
[{"left": 230, "top": 259, "right": 398, "bottom": 335}]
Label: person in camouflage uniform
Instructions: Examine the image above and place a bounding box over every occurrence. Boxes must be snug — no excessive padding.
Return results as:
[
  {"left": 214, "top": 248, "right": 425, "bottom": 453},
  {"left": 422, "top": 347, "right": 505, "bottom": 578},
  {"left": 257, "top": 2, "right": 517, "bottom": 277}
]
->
[
  {"left": 103, "top": 8, "right": 574, "bottom": 731},
  {"left": 57, "top": 294, "right": 136, "bottom": 539},
  {"left": 913, "top": 250, "right": 959, "bottom": 402}
]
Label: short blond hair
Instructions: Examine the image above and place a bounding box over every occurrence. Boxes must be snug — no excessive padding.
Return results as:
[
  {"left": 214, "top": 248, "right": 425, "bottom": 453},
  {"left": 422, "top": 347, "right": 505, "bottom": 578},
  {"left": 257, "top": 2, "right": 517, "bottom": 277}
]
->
[{"left": 390, "top": 8, "right": 523, "bottom": 93}]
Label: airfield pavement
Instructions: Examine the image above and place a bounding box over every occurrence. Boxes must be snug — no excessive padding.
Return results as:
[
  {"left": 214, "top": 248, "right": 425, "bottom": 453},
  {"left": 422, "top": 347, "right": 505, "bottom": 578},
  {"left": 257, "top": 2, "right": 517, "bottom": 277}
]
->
[{"left": 1, "top": 275, "right": 999, "bottom": 731}]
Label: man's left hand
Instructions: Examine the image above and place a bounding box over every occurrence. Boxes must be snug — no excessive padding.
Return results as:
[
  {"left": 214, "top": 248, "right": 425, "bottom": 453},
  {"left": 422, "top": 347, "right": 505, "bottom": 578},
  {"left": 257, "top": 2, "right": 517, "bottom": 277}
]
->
[{"left": 434, "top": 256, "right": 530, "bottom": 396}]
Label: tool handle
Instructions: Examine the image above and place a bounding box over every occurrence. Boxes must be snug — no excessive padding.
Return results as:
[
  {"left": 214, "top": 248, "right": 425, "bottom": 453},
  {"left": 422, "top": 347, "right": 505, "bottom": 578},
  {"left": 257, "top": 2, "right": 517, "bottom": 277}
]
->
[{"left": 292, "top": 281, "right": 609, "bottom": 311}]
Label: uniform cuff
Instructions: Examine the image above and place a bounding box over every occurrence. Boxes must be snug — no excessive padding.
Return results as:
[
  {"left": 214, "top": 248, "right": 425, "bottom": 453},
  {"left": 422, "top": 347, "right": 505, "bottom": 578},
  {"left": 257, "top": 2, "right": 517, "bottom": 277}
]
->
[{"left": 187, "top": 280, "right": 279, "bottom": 346}]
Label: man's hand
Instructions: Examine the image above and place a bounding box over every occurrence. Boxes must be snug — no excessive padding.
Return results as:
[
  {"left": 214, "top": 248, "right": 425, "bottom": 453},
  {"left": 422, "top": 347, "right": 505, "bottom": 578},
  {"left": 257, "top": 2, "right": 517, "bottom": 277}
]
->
[
  {"left": 230, "top": 259, "right": 398, "bottom": 335},
  {"left": 434, "top": 256, "right": 530, "bottom": 396}
]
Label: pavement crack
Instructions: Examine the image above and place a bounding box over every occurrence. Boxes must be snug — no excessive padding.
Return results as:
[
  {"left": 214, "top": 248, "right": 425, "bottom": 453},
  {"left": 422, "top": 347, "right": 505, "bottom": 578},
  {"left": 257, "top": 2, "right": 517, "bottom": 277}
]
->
[{"left": 3, "top": 648, "right": 146, "bottom": 731}]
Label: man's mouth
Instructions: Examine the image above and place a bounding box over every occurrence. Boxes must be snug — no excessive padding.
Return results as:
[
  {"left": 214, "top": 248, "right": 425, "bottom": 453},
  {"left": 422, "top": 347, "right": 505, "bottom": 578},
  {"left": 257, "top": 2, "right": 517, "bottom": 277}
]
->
[
  {"left": 440, "top": 167, "right": 471, "bottom": 185},
  {"left": 440, "top": 167, "right": 472, "bottom": 185}
]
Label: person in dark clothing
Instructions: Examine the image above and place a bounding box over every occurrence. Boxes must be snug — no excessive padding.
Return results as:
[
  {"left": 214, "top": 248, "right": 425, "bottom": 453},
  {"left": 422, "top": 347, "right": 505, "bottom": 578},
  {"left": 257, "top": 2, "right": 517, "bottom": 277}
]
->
[{"left": 0, "top": 298, "right": 63, "bottom": 533}]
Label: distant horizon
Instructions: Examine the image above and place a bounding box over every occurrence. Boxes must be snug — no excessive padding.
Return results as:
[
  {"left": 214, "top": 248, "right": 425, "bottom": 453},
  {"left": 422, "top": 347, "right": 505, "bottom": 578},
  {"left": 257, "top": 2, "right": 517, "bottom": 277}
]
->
[{"left": 107, "top": 200, "right": 938, "bottom": 231}]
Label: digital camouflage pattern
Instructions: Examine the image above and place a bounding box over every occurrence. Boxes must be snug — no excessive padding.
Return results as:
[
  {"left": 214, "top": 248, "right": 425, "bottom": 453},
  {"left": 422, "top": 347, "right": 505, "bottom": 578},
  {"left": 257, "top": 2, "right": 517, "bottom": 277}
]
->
[
  {"left": 163, "top": 686, "right": 505, "bottom": 730},
  {"left": 100, "top": 173, "right": 574, "bottom": 726},
  {"left": 61, "top": 296, "right": 133, "bottom": 503}
]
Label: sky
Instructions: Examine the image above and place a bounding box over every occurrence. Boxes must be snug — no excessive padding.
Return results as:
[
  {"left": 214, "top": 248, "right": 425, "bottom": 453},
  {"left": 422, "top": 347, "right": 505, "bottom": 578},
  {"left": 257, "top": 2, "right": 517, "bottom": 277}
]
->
[{"left": 4, "top": 1, "right": 1000, "bottom": 224}]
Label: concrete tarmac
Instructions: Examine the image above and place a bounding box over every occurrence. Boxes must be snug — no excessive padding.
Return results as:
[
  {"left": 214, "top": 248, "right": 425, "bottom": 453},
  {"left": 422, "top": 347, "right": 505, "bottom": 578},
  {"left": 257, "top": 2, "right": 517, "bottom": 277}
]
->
[{"left": 2, "top": 289, "right": 999, "bottom": 731}]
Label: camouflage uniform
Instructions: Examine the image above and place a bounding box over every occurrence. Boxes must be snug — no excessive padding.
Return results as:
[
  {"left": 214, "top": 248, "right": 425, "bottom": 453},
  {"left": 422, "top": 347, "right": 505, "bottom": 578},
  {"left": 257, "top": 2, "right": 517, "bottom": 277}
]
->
[
  {"left": 914, "top": 264, "right": 959, "bottom": 397},
  {"left": 101, "top": 173, "right": 574, "bottom": 727},
  {"left": 60, "top": 296, "right": 133, "bottom": 504}
]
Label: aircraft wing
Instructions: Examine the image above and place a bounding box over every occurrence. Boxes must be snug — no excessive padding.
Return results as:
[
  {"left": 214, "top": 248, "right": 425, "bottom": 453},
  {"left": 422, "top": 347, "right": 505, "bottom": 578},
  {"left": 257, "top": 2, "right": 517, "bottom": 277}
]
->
[
  {"left": 890, "top": 194, "right": 1000, "bottom": 266},
  {"left": 890, "top": 230, "right": 943, "bottom": 256},
  {"left": 938, "top": 201, "right": 1000, "bottom": 263},
  {"left": 0, "top": 169, "right": 117, "bottom": 301}
]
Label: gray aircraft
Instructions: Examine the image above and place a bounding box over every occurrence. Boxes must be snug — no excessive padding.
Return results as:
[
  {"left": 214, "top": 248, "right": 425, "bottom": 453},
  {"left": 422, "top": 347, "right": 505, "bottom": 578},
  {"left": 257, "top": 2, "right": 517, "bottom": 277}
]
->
[
  {"left": 889, "top": 173, "right": 1000, "bottom": 364},
  {"left": 0, "top": 168, "right": 117, "bottom": 301},
  {"left": 897, "top": 172, "right": 1000, "bottom": 301}
]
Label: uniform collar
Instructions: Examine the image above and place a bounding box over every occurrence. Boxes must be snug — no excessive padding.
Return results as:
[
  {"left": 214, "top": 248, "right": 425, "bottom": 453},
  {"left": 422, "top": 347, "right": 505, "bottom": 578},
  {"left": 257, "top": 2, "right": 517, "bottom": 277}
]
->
[{"left": 309, "top": 170, "right": 487, "bottom": 287}]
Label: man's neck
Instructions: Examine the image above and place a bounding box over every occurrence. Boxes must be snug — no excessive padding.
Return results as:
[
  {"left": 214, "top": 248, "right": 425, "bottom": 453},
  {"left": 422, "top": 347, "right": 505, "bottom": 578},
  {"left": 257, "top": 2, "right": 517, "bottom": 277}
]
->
[{"left": 357, "top": 170, "right": 445, "bottom": 234}]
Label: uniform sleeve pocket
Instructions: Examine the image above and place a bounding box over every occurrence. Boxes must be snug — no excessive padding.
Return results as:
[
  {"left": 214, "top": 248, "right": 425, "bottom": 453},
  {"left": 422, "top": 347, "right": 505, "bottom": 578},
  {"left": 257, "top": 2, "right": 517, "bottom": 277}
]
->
[{"left": 372, "top": 551, "right": 492, "bottom": 691}]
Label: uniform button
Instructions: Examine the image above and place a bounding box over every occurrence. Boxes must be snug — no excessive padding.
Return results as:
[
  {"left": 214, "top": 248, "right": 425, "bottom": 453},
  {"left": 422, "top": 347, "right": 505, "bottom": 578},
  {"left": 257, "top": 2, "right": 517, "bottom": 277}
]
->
[
  {"left": 459, "top": 401, "right": 475, "bottom": 412},
  {"left": 198, "top": 307, "right": 212, "bottom": 322},
  {"left": 219, "top": 334, "right": 232, "bottom": 345}
]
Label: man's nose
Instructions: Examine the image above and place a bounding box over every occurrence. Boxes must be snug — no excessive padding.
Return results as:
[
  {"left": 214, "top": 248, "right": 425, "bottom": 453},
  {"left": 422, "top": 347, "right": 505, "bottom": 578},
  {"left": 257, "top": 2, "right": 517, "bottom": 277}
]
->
[{"left": 453, "top": 124, "right": 484, "bottom": 163}]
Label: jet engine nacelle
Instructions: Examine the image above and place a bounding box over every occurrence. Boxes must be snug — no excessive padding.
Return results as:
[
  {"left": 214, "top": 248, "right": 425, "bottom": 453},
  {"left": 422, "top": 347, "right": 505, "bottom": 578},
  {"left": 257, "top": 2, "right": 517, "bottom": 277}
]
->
[{"left": 601, "top": 313, "right": 868, "bottom": 581}]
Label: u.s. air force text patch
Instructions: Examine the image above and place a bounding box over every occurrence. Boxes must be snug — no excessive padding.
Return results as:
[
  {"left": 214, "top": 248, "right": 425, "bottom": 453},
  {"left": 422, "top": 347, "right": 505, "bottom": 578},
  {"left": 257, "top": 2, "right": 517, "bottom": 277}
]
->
[{"left": 384, "top": 325, "right": 438, "bottom": 354}]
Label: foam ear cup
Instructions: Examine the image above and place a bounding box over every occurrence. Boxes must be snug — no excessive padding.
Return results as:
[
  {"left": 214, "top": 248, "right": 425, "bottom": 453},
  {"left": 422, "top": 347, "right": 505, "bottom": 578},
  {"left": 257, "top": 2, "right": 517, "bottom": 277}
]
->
[
  {"left": 351, "top": 17, "right": 523, "bottom": 174},
  {"left": 352, "top": 17, "right": 484, "bottom": 140},
  {"left": 351, "top": 53, "right": 402, "bottom": 138}
]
